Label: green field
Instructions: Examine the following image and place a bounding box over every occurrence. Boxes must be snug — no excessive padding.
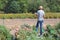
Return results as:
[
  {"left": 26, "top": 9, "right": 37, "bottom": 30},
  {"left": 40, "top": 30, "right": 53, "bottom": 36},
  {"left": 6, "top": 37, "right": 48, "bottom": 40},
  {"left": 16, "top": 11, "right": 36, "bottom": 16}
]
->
[{"left": 0, "top": 12, "right": 60, "bottom": 19}]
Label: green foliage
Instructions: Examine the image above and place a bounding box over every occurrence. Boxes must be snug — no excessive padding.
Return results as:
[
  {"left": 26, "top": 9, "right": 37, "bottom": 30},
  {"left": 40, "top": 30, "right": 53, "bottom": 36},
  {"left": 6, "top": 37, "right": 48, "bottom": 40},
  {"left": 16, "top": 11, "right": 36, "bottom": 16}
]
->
[
  {"left": 46, "top": 24, "right": 57, "bottom": 35},
  {"left": 55, "top": 23, "right": 60, "bottom": 34},
  {"left": 43, "top": 24, "right": 60, "bottom": 40},
  {"left": 0, "top": 0, "right": 7, "bottom": 11},
  {"left": 17, "top": 23, "right": 60, "bottom": 40},
  {"left": 4, "top": 0, "right": 21, "bottom": 13},
  {"left": 55, "top": 23, "right": 60, "bottom": 29},
  {"left": 0, "top": 22, "right": 60, "bottom": 40},
  {"left": 0, "top": 0, "right": 60, "bottom": 13},
  {"left": 0, "top": 13, "right": 60, "bottom": 19},
  {"left": 0, "top": 25, "right": 12, "bottom": 40}
]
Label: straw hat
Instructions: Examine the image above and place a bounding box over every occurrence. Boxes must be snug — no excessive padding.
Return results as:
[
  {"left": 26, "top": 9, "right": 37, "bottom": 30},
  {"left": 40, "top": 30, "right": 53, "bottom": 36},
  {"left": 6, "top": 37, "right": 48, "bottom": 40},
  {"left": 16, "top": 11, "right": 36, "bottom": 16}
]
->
[{"left": 39, "top": 6, "right": 43, "bottom": 10}]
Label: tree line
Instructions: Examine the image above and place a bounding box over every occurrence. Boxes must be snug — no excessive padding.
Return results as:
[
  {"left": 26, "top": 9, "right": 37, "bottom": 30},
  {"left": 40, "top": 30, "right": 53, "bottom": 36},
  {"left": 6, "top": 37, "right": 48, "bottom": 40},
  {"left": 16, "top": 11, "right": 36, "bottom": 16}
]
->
[{"left": 0, "top": 0, "right": 60, "bottom": 13}]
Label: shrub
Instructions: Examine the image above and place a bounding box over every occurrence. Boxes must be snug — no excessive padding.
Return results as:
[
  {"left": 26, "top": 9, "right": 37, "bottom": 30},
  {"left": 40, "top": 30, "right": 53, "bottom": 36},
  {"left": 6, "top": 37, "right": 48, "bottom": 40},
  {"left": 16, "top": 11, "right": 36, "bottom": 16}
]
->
[
  {"left": 0, "top": 23, "right": 58, "bottom": 40},
  {"left": 0, "top": 25, "right": 12, "bottom": 40},
  {"left": 55, "top": 23, "right": 60, "bottom": 35},
  {"left": 17, "top": 24, "right": 60, "bottom": 40}
]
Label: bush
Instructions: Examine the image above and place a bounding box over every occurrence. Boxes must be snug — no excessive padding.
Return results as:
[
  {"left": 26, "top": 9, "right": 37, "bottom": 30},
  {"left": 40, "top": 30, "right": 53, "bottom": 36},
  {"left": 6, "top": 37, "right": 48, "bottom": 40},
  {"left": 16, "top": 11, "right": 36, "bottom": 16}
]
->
[
  {"left": 0, "top": 25, "right": 12, "bottom": 40},
  {"left": 17, "top": 23, "right": 60, "bottom": 40},
  {"left": 55, "top": 23, "right": 60, "bottom": 34},
  {"left": 0, "top": 23, "right": 60, "bottom": 40},
  {"left": 4, "top": 0, "right": 21, "bottom": 13}
]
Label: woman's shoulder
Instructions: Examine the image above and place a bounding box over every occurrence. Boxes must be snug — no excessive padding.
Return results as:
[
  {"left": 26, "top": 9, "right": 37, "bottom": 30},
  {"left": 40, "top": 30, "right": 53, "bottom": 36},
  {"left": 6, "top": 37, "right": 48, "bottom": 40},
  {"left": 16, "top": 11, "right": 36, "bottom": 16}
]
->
[{"left": 37, "top": 10, "right": 43, "bottom": 12}]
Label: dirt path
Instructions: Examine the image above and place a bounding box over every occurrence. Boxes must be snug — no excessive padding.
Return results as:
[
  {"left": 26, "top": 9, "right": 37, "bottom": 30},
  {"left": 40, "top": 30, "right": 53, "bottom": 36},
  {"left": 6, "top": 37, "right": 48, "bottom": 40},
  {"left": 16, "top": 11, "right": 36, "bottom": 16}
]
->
[{"left": 0, "top": 19, "right": 60, "bottom": 29}]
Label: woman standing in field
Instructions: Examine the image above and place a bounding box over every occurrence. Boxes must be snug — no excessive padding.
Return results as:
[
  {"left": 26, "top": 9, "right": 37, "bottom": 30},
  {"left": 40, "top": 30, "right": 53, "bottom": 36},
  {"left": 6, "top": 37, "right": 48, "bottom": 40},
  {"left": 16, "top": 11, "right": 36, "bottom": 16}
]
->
[{"left": 35, "top": 6, "right": 45, "bottom": 36}]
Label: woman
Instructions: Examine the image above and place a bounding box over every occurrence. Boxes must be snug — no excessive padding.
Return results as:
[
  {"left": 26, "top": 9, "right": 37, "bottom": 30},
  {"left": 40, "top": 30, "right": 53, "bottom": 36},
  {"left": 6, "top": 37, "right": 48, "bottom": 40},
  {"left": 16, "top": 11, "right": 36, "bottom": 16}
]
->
[{"left": 36, "top": 6, "right": 45, "bottom": 36}]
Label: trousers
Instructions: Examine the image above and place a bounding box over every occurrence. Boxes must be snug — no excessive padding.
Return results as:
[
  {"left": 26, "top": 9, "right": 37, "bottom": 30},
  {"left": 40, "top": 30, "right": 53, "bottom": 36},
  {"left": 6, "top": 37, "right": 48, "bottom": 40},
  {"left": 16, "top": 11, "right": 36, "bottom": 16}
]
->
[{"left": 36, "top": 20, "right": 43, "bottom": 35}]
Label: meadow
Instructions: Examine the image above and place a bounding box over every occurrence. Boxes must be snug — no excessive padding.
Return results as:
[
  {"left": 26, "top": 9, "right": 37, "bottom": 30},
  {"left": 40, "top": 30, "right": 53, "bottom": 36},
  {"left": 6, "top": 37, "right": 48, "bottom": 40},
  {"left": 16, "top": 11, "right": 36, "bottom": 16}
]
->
[{"left": 0, "top": 12, "right": 60, "bottom": 19}]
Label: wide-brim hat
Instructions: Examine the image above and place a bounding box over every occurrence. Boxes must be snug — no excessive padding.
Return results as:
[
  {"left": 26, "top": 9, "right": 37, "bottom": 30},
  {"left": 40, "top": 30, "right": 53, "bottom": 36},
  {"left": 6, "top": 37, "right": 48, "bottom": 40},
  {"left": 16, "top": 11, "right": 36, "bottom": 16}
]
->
[{"left": 39, "top": 6, "right": 43, "bottom": 9}]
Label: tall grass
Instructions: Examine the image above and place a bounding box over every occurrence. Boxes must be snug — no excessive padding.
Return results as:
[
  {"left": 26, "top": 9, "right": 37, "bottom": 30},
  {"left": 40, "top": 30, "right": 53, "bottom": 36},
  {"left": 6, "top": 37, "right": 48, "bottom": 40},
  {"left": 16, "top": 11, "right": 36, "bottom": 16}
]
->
[{"left": 0, "top": 12, "right": 60, "bottom": 19}]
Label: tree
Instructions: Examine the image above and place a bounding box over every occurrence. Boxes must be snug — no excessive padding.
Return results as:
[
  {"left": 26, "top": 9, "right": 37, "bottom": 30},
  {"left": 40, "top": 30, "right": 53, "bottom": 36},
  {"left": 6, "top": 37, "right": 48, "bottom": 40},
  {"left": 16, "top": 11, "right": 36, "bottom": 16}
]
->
[
  {"left": 46, "top": 0, "right": 60, "bottom": 12},
  {"left": 4, "top": 0, "right": 21, "bottom": 13},
  {"left": 0, "top": 0, "right": 8, "bottom": 11},
  {"left": 0, "top": 0, "right": 60, "bottom": 13}
]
